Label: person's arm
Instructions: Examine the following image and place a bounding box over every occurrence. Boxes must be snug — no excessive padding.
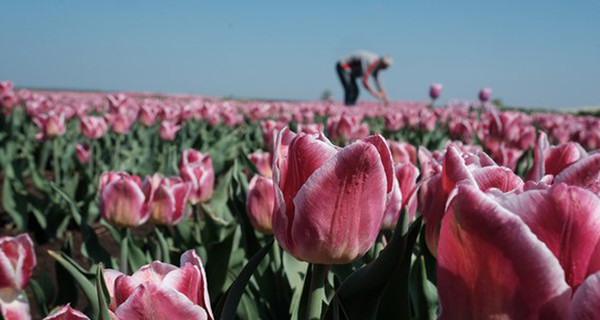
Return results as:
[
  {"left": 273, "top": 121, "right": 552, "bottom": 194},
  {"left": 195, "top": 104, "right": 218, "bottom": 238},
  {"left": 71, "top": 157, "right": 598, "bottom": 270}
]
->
[{"left": 362, "top": 62, "right": 389, "bottom": 104}]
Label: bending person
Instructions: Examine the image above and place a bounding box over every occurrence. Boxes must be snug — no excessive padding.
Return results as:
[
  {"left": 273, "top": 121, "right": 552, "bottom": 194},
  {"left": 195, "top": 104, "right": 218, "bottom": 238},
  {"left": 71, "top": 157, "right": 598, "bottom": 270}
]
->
[{"left": 335, "top": 51, "right": 392, "bottom": 106}]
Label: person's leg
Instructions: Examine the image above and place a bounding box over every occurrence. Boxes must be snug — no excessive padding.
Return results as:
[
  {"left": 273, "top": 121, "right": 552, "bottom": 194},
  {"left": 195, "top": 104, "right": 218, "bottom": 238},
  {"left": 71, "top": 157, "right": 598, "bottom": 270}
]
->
[
  {"left": 347, "top": 77, "right": 359, "bottom": 106},
  {"left": 336, "top": 63, "right": 353, "bottom": 106}
]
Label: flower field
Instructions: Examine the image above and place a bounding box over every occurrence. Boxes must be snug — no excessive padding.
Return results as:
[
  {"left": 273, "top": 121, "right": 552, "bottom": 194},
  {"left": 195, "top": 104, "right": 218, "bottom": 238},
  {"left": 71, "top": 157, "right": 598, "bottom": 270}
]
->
[{"left": 1, "top": 79, "right": 600, "bottom": 320}]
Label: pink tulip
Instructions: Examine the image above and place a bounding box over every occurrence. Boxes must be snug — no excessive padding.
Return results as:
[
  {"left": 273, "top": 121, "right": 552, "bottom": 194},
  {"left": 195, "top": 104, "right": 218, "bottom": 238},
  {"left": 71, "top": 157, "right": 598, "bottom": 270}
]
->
[
  {"left": 297, "top": 123, "right": 324, "bottom": 135},
  {"left": 248, "top": 150, "right": 272, "bottom": 178},
  {"left": 437, "top": 182, "right": 600, "bottom": 319},
  {"left": 99, "top": 172, "right": 149, "bottom": 227},
  {"left": 387, "top": 140, "right": 416, "bottom": 164},
  {"left": 143, "top": 174, "right": 190, "bottom": 226},
  {"left": 246, "top": 175, "right": 275, "bottom": 234},
  {"left": 260, "top": 120, "right": 287, "bottom": 150},
  {"left": 382, "top": 162, "right": 420, "bottom": 229},
  {"left": 437, "top": 184, "right": 571, "bottom": 320},
  {"left": 478, "top": 87, "right": 492, "bottom": 102},
  {"left": 75, "top": 143, "right": 91, "bottom": 164},
  {"left": 179, "top": 150, "right": 214, "bottom": 204},
  {"left": 420, "top": 146, "right": 523, "bottom": 255},
  {"left": 104, "top": 250, "right": 213, "bottom": 320},
  {"left": 160, "top": 121, "right": 181, "bottom": 141},
  {"left": 43, "top": 304, "right": 89, "bottom": 320},
  {"left": 139, "top": 104, "right": 159, "bottom": 126},
  {"left": 80, "top": 116, "right": 108, "bottom": 139},
  {"left": 106, "top": 111, "right": 136, "bottom": 135},
  {"left": 272, "top": 128, "right": 394, "bottom": 264},
  {"left": 326, "top": 113, "right": 370, "bottom": 144},
  {"left": 429, "top": 83, "right": 443, "bottom": 100},
  {"left": 0, "top": 234, "right": 36, "bottom": 320},
  {"left": 527, "top": 131, "right": 591, "bottom": 183},
  {"left": 33, "top": 112, "right": 66, "bottom": 140}
]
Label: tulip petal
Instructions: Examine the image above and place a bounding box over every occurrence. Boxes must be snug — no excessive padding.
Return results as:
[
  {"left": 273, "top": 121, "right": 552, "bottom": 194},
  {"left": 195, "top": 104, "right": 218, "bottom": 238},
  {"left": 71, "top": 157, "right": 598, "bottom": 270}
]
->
[
  {"left": 498, "top": 183, "right": 600, "bottom": 289},
  {"left": 115, "top": 284, "right": 208, "bottom": 320},
  {"left": 180, "top": 250, "right": 213, "bottom": 320},
  {"left": 290, "top": 140, "right": 388, "bottom": 264},
  {"left": 567, "top": 272, "right": 600, "bottom": 320},
  {"left": 161, "top": 264, "right": 201, "bottom": 304},
  {"left": 438, "top": 184, "right": 571, "bottom": 320},
  {"left": 527, "top": 132, "right": 550, "bottom": 182},
  {"left": 0, "top": 292, "right": 31, "bottom": 320},
  {"left": 43, "top": 304, "right": 90, "bottom": 320},
  {"left": 472, "top": 166, "right": 524, "bottom": 192},
  {"left": 362, "top": 134, "right": 395, "bottom": 192},
  {"left": 554, "top": 153, "right": 600, "bottom": 187}
]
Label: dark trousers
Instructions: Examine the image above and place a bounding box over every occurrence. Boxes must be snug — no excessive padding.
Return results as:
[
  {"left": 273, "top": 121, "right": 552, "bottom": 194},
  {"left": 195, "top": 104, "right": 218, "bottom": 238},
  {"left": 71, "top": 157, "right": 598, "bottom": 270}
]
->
[{"left": 336, "top": 63, "right": 359, "bottom": 106}]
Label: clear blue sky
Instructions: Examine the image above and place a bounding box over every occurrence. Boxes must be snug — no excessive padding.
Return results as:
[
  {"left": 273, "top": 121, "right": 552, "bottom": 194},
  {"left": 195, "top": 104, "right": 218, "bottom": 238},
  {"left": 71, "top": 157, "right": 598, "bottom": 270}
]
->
[{"left": 1, "top": 0, "right": 599, "bottom": 108}]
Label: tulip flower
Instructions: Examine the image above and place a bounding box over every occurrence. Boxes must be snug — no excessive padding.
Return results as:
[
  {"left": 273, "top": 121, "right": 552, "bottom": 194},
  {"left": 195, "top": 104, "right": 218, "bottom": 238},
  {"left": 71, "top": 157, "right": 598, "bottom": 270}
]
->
[
  {"left": 139, "top": 103, "right": 159, "bottom": 126},
  {"left": 248, "top": 150, "right": 272, "bottom": 178},
  {"left": 179, "top": 150, "right": 214, "bottom": 204},
  {"left": 160, "top": 121, "right": 181, "bottom": 141},
  {"left": 75, "top": 143, "right": 91, "bottom": 164},
  {"left": 246, "top": 175, "right": 275, "bottom": 234},
  {"left": 99, "top": 172, "right": 149, "bottom": 227},
  {"left": 382, "top": 162, "right": 420, "bottom": 229},
  {"left": 0, "top": 234, "right": 36, "bottom": 320},
  {"left": 143, "top": 174, "right": 190, "bottom": 226},
  {"left": 43, "top": 304, "right": 89, "bottom": 320},
  {"left": 106, "top": 111, "right": 136, "bottom": 135},
  {"left": 272, "top": 128, "right": 394, "bottom": 264},
  {"left": 387, "top": 140, "right": 416, "bottom": 164},
  {"left": 326, "top": 113, "right": 370, "bottom": 144},
  {"left": 260, "top": 120, "right": 287, "bottom": 150},
  {"left": 429, "top": 83, "right": 443, "bottom": 100},
  {"left": 420, "top": 146, "right": 523, "bottom": 255},
  {"left": 104, "top": 250, "right": 213, "bottom": 320},
  {"left": 80, "top": 116, "right": 108, "bottom": 139},
  {"left": 478, "top": 87, "right": 492, "bottom": 102},
  {"left": 437, "top": 182, "right": 600, "bottom": 320},
  {"left": 33, "top": 112, "right": 66, "bottom": 140}
]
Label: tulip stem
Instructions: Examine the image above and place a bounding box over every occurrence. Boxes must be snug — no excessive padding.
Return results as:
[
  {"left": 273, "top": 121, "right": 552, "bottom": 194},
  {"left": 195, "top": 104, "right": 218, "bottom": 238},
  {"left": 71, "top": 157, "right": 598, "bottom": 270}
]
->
[
  {"left": 306, "top": 264, "right": 327, "bottom": 320},
  {"left": 52, "top": 138, "right": 61, "bottom": 185},
  {"left": 120, "top": 229, "right": 130, "bottom": 274}
]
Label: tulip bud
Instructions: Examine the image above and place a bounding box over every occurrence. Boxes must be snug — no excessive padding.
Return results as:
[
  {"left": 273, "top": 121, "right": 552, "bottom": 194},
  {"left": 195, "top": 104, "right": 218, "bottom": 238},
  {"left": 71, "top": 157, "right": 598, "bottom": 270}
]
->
[
  {"left": 479, "top": 87, "right": 492, "bottom": 102},
  {"left": 248, "top": 151, "right": 272, "bottom": 178},
  {"left": 80, "top": 116, "right": 108, "bottom": 139},
  {"left": 0, "top": 233, "right": 36, "bottom": 320},
  {"left": 429, "top": 83, "right": 443, "bottom": 100},
  {"left": 99, "top": 172, "right": 149, "bottom": 227},
  {"left": 272, "top": 129, "right": 394, "bottom": 264},
  {"left": 246, "top": 175, "right": 275, "bottom": 234},
  {"left": 33, "top": 112, "right": 66, "bottom": 140},
  {"left": 43, "top": 304, "right": 89, "bottom": 320},
  {"left": 75, "top": 143, "right": 91, "bottom": 164},
  {"left": 179, "top": 150, "right": 214, "bottom": 204},
  {"left": 143, "top": 174, "right": 190, "bottom": 226},
  {"left": 160, "top": 121, "right": 181, "bottom": 141}
]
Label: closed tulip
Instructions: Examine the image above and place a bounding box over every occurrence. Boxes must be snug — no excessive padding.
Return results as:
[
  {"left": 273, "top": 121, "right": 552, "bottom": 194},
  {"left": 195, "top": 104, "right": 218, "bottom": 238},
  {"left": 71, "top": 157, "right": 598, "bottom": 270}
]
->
[
  {"left": 99, "top": 172, "right": 149, "bottom": 227},
  {"left": 387, "top": 140, "right": 416, "bottom": 164},
  {"left": 80, "top": 116, "right": 108, "bottom": 139},
  {"left": 143, "top": 174, "right": 190, "bottom": 226},
  {"left": 43, "top": 305, "right": 89, "bottom": 320},
  {"left": 179, "top": 150, "right": 214, "bottom": 204},
  {"left": 160, "top": 121, "right": 181, "bottom": 141},
  {"left": 246, "top": 175, "right": 275, "bottom": 234},
  {"left": 272, "top": 128, "right": 394, "bottom": 264},
  {"left": 429, "top": 83, "right": 443, "bottom": 100},
  {"left": 33, "top": 112, "right": 66, "bottom": 140},
  {"left": 478, "top": 87, "right": 492, "bottom": 102},
  {"left": 104, "top": 250, "right": 213, "bottom": 320},
  {"left": 0, "top": 233, "right": 36, "bottom": 320},
  {"left": 75, "top": 143, "right": 91, "bottom": 164},
  {"left": 248, "top": 150, "right": 272, "bottom": 178}
]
